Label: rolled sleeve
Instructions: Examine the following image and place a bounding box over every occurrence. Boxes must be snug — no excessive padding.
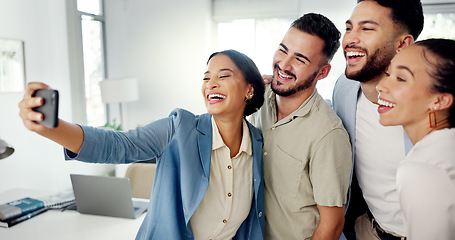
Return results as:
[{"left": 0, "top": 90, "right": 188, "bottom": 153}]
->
[{"left": 310, "top": 128, "right": 352, "bottom": 207}]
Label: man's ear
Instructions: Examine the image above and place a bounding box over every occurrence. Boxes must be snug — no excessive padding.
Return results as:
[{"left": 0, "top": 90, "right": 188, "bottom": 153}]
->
[
  {"left": 316, "top": 64, "right": 331, "bottom": 81},
  {"left": 396, "top": 34, "right": 414, "bottom": 53}
]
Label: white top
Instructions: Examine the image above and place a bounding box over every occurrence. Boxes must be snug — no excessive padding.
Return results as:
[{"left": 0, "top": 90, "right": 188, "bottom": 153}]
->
[
  {"left": 397, "top": 128, "right": 455, "bottom": 240},
  {"left": 190, "top": 118, "right": 253, "bottom": 240},
  {"left": 355, "top": 92, "right": 407, "bottom": 236}
]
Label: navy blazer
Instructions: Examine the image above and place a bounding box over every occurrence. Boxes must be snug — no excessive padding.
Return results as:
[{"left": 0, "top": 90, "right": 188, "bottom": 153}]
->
[{"left": 66, "top": 109, "right": 265, "bottom": 239}]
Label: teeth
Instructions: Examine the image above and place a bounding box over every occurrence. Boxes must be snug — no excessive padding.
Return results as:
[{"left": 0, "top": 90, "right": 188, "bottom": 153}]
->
[
  {"left": 208, "top": 94, "right": 226, "bottom": 100},
  {"left": 278, "top": 71, "right": 292, "bottom": 79},
  {"left": 378, "top": 98, "right": 396, "bottom": 108},
  {"left": 346, "top": 51, "right": 366, "bottom": 57}
]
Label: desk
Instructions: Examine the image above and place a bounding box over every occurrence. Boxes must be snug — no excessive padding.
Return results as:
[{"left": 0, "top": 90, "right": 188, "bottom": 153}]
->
[{"left": 0, "top": 189, "right": 146, "bottom": 240}]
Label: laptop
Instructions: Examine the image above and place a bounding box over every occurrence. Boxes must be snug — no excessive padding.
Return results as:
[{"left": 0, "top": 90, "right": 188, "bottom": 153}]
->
[{"left": 70, "top": 174, "right": 149, "bottom": 219}]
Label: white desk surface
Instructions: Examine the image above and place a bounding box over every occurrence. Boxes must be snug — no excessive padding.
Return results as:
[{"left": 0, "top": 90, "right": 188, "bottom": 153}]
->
[{"left": 0, "top": 188, "right": 146, "bottom": 240}]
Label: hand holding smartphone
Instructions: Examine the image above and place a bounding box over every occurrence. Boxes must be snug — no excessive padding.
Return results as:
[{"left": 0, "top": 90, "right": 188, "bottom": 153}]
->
[{"left": 32, "top": 89, "right": 59, "bottom": 128}]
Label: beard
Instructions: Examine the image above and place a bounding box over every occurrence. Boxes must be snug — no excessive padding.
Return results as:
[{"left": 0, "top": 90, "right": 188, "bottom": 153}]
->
[
  {"left": 271, "top": 64, "right": 319, "bottom": 97},
  {"left": 345, "top": 44, "right": 396, "bottom": 83}
]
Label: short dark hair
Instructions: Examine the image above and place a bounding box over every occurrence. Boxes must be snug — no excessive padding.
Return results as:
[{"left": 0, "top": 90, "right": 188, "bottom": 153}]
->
[
  {"left": 358, "top": 0, "right": 424, "bottom": 40},
  {"left": 207, "top": 50, "right": 265, "bottom": 116},
  {"left": 416, "top": 38, "right": 455, "bottom": 127},
  {"left": 291, "top": 13, "right": 341, "bottom": 63}
]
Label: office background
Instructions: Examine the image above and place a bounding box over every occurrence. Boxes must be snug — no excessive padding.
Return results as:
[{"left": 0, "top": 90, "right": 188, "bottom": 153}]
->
[{"left": 0, "top": 0, "right": 453, "bottom": 192}]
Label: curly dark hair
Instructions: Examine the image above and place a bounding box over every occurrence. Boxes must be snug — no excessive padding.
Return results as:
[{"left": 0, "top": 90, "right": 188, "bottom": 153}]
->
[
  {"left": 207, "top": 50, "right": 265, "bottom": 116},
  {"left": 290, "top": 13, "right": 341, "bottom": 63},
  {"left": 416, "top": 38, "right": 455, "bottom": 127},
  {"left": 358, "top": 0, "right": 424, "bottom": 40}
]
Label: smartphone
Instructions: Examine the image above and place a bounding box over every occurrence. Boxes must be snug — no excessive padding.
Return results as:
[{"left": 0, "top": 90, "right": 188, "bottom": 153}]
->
[{"left": 32, "top": 89, "right": 59, "bottom": 128}]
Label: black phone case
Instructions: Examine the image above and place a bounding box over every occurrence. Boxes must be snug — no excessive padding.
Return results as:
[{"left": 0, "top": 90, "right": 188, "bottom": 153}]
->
[{"left": 32, "top": 89, "right": 59, "bottom": 128}]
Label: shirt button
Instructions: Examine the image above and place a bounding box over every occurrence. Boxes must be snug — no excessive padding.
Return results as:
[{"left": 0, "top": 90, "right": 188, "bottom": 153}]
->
[
  {"left": 223, "top": 219, "right": 227, "bottom": 223},
  {"left": 264, "top": 152, "right": 268, "bottom": 156},
  {"left": 227, "top": 192, "right": 232, "bottom": 197},
  {"left": 258, "top": 211, "right": 263, "bottom": 217},
  {"left": 271, "top": 127, "right": 276, "bottom": 130},
  {"left": 227, "top": 165, "right": 232, "bottom": 169}
]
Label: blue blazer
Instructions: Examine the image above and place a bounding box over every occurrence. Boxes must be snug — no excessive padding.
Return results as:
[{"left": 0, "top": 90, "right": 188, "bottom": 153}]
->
[
  {"left": 332, "top": 75, "right": 413, "bottom": 240},
  {"left": 66, "top": 109, "right": 265, "bottom": 239}
]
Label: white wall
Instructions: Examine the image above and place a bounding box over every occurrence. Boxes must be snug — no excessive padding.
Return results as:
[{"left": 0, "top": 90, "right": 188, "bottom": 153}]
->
[
  {"left": 105, "top": 0, "right": 212, "bottom": 128},
  {"left": 0, "top": 0, "right": 112, "bottom": 193}
]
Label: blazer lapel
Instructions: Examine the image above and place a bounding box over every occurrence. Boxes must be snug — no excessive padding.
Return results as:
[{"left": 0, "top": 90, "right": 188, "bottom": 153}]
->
[
  {"left": 197, "top": 113, "right": 212, "bottom": 179},
  {"left": 183, "top": 113, "right": 213, "bottom": 228},
  {"left": 248, "top": 121, "right": 263, "bottom": 197}
]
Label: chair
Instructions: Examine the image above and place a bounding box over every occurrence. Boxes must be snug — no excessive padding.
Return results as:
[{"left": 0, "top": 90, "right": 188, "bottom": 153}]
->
[{"left": 125, "top": 163, "right": 156, "bottom": 199}]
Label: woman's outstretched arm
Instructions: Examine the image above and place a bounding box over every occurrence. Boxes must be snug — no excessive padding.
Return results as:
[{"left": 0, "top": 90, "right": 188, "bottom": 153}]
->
[{"left": 18, "top": 82, "right": 84, "bottom": 153}]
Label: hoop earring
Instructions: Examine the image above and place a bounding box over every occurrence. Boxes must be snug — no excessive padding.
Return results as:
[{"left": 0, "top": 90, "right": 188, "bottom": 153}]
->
[{"left": 429, "top": 110, "right": 437, "bottom": 128}]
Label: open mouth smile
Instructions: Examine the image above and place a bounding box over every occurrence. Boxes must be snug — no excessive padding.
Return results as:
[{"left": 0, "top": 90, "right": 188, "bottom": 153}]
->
[
  {"left": 345, "top": 47, "right": 366, "bottom": 64},
  {"left": 346, "top": 51, "right": 366, "bottom": 58},
  {"left": 378, "top": 98, "right": 396, "bottom": 108},
  {"left": 377, "top": 98, "right": 396, "bottom": 114},
  {"left": 275, "top": 67, "right": 296, "bottom": 83},
  {"left": 207, "top": 93, "right": 226, "bottom": 103}
]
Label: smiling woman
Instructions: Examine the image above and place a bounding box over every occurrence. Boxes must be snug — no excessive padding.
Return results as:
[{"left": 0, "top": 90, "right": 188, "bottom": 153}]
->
[
  {"left": 376, "top": 38, "right": 455, "bottom": 240},
  {"left": 18, "top": 50, "right": 266, "bottom": 239},
  {"left": 203, "top": 50, "right": 265, "bottom": 119}
]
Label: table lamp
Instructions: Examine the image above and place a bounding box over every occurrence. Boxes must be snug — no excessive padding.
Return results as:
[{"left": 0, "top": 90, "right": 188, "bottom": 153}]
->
[
  {"left": 100, "top": 78, "right": 139, "bottom": 128},
  {"left": 0, "top": 137, "right": 14, "bottom": 159}
]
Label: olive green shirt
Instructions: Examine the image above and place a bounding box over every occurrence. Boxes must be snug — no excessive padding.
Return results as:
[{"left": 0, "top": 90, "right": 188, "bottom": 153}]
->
[{"left": 249, "top": 86, "right": 352, "bottom": 240}]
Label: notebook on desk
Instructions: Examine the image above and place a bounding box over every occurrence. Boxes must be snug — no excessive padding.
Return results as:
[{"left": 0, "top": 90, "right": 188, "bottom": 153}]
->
[{"left": 70, "top": 174, "right": 149, "bottom": 219}]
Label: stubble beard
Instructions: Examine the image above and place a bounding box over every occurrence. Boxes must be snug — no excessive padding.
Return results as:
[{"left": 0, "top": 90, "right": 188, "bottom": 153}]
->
[
  {"left": 271, "top": 64, "right": 319, "bottom": 97},
  {"left": 345, "top": 45, "right": 396, "bottom": 83}
]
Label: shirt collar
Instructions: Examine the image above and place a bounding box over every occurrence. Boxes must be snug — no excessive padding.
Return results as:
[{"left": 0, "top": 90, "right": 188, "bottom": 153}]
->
[
  {"left": 268, "top": 85, "right": 318, "bottom": 123},
  {"left": 211, "top": 117, "right": 252, "bottom": 156}
]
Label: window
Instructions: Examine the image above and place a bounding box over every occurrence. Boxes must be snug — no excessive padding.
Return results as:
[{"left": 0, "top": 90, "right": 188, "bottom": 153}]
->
[
  {"left": 217, "top": 18, "right": 292, "bottom": 76},
  {"left": 77, "top": 0, "right": 106, "bottom": 126},
  {"left": 420, "top": 12, "right": 455, "bottom": 40}
]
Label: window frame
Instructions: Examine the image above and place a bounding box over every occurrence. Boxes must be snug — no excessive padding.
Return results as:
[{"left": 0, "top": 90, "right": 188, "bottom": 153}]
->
[{"left": 66, "top": 0, "right": 107, "bottom": 125}]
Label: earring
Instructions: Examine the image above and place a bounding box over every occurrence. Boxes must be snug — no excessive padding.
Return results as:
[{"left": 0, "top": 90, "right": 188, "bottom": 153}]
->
[
  {"left": 429, "top": 107, "right": 437, "bottom": 128},
  {"left": 245, "top": 94, "right": 254, "bottom": 104}
]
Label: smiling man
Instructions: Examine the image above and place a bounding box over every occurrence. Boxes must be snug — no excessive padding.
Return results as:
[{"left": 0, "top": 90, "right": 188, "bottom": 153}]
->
[
  {"left": 249, "top": 13, "right": 352, "bottom": 240},
  {"left": 331, "top": 0, "right": 424, "bottom": 239}
]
